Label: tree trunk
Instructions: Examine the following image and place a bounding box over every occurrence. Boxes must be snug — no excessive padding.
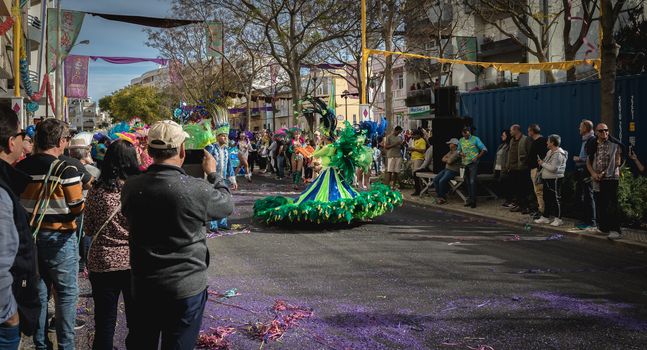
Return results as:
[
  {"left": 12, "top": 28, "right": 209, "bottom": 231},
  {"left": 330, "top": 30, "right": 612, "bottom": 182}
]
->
[
  {"left": 246, "top": 92, "right": 252, "bottom": 131},
  {"left": 600, "top": 0, "right": 617, "bottom": 135}
]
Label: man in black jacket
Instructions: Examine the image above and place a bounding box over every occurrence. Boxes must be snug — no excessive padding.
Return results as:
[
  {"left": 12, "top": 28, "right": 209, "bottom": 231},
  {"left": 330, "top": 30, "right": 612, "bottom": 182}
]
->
[
  {"left": 527, "top": 124, "right": 548, "bottom": 217},
  {"left": 0, "top": 106, "right": 40, "bottom": 348},
  {"left": 122, "top": 120, "right": 234, "bottom": 350}
]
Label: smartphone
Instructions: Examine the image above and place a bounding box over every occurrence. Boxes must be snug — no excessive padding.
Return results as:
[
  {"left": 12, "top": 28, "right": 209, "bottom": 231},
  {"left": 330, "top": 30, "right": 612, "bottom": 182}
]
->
[{"left": 185, "top": 149, "right": 205, "bottom": 165}]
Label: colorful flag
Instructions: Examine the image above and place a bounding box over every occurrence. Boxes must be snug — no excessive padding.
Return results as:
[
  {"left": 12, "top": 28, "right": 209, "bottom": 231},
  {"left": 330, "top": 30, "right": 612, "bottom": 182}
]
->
[
  {"left": 206, "top": 21, "right": 223, "bottom": 59},
  {"left": 47, "top": 9, "right": 85, "bottom": 73},
  {"left": 64, "top": 55, "right": 89, "bottom": 98}
]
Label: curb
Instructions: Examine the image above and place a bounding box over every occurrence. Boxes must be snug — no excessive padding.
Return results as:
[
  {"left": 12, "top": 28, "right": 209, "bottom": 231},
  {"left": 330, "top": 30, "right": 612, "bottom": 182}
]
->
[{"left": 402, "top": 195, "right": 647, "bottom": 250}]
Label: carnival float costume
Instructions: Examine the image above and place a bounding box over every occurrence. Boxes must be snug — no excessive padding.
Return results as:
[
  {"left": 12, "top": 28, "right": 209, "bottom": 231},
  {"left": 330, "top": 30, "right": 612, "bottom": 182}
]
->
[{"left": 253, "top": 97, "right": 402, "bottom": 225}]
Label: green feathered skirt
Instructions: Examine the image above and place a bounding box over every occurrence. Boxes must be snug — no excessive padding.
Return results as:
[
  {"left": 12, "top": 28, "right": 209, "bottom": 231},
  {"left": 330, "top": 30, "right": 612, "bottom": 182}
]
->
[{"left": 253, "top": 168, "right": 403, "bottom": 225}]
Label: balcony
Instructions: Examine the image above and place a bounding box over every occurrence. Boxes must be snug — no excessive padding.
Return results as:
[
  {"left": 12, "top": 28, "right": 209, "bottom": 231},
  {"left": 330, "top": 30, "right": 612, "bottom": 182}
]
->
[
  {"left": 26, "top": 15, "right": 42, "bottom": 50},
  {"left": 480, "top": 38, "right": 525, "bottom": 61},
  {"left": 405, "top": 87, "right": 433, "bottom": 107}
]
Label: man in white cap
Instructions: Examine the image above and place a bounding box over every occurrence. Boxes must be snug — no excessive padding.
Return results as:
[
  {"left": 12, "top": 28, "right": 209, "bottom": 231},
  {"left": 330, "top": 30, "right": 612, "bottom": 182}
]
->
[
  {"left": 432, "top": 138, "right": 461, "bottom": 204},
  {"left": 121, "top": 120, "right": 233, "bottom": 349}
]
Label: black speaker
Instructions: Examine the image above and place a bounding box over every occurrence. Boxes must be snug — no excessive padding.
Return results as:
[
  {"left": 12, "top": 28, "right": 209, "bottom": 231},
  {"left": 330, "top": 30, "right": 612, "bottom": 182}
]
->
[
  {"left": 434, "top": 86, "right": 458, "bottom": 118},
  {"left": 430, "top": 118, "right": 466, "bottom": 173}
]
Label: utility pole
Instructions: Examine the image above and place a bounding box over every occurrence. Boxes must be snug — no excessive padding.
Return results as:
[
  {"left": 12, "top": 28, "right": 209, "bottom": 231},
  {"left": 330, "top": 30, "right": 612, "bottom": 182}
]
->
[{"left": 55, "top": 0, "right": 63, "bottom": 119}]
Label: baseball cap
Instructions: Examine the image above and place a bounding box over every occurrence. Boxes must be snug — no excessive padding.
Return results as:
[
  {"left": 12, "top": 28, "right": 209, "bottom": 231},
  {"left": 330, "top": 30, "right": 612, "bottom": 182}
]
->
[
  {"left": 446, "top": 138, "right": 459, "bottom": 145},
  {"left": 148, "top": 120, "right": 189, "bottom": 149}
]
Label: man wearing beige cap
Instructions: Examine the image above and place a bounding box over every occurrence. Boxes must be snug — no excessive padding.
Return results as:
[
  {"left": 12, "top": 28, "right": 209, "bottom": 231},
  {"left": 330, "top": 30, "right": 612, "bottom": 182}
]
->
[{"left": 121, "top": 120, "right": 233, "bottom": 349}]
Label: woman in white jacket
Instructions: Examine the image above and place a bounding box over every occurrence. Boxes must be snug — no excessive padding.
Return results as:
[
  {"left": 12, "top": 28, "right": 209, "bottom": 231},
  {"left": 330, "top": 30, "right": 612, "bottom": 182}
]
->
[{"left": 535, "top": 134, "right": 568, "bottom": 226}]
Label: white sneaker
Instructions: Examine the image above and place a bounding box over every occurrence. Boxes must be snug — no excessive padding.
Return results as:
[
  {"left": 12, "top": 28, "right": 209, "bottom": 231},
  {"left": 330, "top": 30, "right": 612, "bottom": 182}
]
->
[
  {"left": 607, "top": 231, "right": 622, "bottom": 240},
  {"left": 534, "top": 216, "right": 551, "bottom": 224},
  {"left": 550, "top": 218, "right": 563, "bottom": 227}
]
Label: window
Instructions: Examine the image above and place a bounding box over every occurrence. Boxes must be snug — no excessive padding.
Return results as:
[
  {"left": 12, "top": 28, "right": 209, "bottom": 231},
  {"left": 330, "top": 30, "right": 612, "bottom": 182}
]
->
[{"left": 397, "top": 74, "right": 404, "bottom": 90}]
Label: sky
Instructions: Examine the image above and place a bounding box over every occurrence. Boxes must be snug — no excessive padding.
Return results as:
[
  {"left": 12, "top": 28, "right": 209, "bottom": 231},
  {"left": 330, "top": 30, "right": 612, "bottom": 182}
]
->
[{"left": 64, "top": 0, "right": 173, "bottom": 100}]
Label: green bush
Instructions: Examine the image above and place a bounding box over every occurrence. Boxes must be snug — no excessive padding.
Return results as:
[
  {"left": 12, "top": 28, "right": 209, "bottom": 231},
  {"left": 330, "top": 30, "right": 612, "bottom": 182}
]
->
[{"left": 618, "top": 166, "right": 647, "bottom": 224}]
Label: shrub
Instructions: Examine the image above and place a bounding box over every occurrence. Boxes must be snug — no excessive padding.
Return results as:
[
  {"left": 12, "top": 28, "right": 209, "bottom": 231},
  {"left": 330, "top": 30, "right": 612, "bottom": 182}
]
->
[{"left": 618, "top": 166, "right": 647, "bottom": 224}]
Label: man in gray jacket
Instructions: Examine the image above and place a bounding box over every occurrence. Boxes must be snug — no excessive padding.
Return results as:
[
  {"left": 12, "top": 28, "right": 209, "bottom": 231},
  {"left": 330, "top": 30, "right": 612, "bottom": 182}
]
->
[
  {"left": 122, "top": 120, "right": 234, "bottom": 349},
  {"left": 506, "top": 124, "right": 532, "bottom": 214}
]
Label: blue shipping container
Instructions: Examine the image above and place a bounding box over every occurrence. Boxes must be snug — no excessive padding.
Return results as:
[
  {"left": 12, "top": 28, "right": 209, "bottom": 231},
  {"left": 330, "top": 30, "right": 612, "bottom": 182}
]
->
[{"left": 459, "top": 74, "right": 646, "bottom": 168}]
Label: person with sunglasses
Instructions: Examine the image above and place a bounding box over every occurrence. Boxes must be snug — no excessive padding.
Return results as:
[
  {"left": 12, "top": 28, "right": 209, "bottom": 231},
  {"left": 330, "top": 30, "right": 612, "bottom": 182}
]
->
[
  {"left": 586, "top": 123, "right": 623, "bottom": 240},
  {"left": 15, "top": 118, "right": 85, "bottom": 349},
  {"left": 0, "top": 107, "right": 40, "bottom": 349}
]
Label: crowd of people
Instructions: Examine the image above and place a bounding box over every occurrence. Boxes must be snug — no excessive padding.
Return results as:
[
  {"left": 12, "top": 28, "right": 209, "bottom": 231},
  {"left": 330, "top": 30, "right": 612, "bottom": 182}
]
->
[
  {"left": 388, "top": 119, "right": 645, "bottom": 241},
  {"left": 1, "top": 108, "right": 234, "bottom": 349}
]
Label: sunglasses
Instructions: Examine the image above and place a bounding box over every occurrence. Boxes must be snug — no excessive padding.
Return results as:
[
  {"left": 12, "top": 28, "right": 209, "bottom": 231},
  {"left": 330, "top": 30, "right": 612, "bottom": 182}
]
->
[
  {"left": 14, "top": 131, "right": 26, "bottom": 139},
  {"left": 597, "top": 129, "right": 609, "bottom": 133}
]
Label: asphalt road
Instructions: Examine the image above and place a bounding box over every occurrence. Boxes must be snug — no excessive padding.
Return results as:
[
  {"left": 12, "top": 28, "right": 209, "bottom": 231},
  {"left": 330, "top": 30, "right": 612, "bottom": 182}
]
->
[
  {"left": 201, "top": 174, "right": 647, "bottom": 350},
  {"left": 34, "top": 173, "right": 647, "bottom": 349}
]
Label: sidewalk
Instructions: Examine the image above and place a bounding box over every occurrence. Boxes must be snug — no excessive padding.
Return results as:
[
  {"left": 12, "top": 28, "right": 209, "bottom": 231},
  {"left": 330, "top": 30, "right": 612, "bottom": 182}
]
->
[{"left": 402, "top": 191, "right": 647, "bottom": 249}]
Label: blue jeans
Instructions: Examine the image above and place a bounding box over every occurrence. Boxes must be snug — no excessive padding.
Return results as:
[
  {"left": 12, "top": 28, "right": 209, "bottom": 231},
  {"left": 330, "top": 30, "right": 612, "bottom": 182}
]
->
[
  {"left": 276, "top": 155, "right": 285, "bottom": 178},
  {"left": 433, "top": 169, "right": 458, "bottom": 199},
  {"left": 33, "top": 232, "right": 79, "bottom": 350},
  {"left": 0, "top": 323, "right": 20, "bottom": 350},
  {"left": 127, "top": 289, "right": 207, "bottom": 350},
  {"left": 464, "top": 161, "right": 479, "bottom": 203}
]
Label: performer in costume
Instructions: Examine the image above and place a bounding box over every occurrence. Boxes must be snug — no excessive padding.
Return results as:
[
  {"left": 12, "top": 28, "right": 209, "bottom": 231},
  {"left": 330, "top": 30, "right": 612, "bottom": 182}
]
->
[
  {"left": 254, "top": 97, "right": 402, "bottom": 225},
  {"left": 205, "top": 106, "right": 237, "bottom": 230}
]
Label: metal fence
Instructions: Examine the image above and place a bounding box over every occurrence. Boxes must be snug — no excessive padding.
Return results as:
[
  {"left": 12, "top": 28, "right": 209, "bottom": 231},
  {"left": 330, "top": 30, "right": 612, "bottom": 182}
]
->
[{"left": 459, "top": 74, "right": 647, "bottom": 169}]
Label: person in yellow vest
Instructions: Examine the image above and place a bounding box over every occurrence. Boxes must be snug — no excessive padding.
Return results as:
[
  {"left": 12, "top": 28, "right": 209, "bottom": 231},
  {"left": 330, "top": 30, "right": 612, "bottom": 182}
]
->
[{"left": 409, "top": 129, "right": 427, "bottom": 195}]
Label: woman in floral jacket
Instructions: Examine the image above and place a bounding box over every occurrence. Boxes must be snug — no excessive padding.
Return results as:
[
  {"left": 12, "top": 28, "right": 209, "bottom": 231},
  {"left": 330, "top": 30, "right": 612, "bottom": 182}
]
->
[{"left": 84, "top": 139, "right": 141, "bottom": 350}]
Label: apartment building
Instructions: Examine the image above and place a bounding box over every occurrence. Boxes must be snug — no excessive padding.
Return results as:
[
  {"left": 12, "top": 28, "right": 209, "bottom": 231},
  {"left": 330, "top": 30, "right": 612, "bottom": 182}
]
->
[
  {"left": 130, "top": 67, "right": 169, "bottom": 88},
  {"left": 0, "top": 0, "right": 54, "bottom": 126},
  {"left": 371, "top": 0, "right": 645, "bottom": 128}
]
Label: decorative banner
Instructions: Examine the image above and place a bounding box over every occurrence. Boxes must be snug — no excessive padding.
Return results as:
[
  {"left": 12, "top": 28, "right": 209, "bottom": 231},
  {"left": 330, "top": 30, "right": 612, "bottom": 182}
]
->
[
  {"left": 64, "top": 55, "right": 89, "bottom": 98},
  {"left": 206, "top": 21, "right": 223, "bottom": 59},
  {"left": 47, "top": 9, "right": 85, "bottom": 73}
]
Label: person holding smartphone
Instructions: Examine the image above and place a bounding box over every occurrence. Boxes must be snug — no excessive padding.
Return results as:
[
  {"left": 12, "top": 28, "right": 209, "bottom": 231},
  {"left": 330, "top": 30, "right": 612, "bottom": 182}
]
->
[{"left": 628, "top": 146, "right": 645, "bottom": 176}]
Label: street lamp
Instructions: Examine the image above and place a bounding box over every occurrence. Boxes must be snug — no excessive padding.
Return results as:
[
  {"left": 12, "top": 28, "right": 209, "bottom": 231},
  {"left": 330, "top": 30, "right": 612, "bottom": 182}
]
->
[{"left": 341, "top": 89, "right": 350, "bottom": 120}]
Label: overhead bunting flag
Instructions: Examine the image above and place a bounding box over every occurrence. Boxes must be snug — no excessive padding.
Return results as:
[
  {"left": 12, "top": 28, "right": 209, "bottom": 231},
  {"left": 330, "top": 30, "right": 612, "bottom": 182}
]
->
[
  {"left": 64, "top": 55, "right": 89, "bottom": 98},
  {"left": 47, "top": 9, "right": 85, "bottom": 73},
  {"left": 87, "top": 12, "right": 202, "bottom": 28},
  {"left": 88, "top": 56, "right": 168, "bottom": 65},
  {"left": 366, "top": 48, "right": 601, "bottom": 73},
  {"left": 206, "top": 21, "right": 223, "bottom": 59}
]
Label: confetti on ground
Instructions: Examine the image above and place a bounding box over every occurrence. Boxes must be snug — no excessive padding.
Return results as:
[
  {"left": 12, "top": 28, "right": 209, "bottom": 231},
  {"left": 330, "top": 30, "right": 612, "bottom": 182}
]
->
[
  {"left": 207, "top": 228, "right": 251, "bottom": 238},
  {"left": 545, "top": 233, "right": 564, "bottom": 241},
  {"left": 196, "top": 326, "right": 236, "bottom": 350},
  {"left": 504, "top": 234, "right": 521, "bottom": 241}
]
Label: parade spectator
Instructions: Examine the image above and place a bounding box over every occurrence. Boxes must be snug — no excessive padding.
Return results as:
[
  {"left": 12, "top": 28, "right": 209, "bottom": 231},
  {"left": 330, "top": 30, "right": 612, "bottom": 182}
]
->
[
  {"left": 495, "top": 129, "right": 513, "bottom": 207},
  {"left": 84, "top": 140, "right": 140, "bottom": 350},
  {"left": 67, "top": 136, "right": 101, "bottom": 275},
  {"left": 458, "top": 126, "right": 487, "bottom": 208},
  {"left": 573, "top": 119, "right": 597, "bottom": 230},
  {"left": 383, "top": 126, "right": 403, "bottom": 189},
  {"left": 587, "top": 123, "right": 623, "bottom": 240},
  {"left": 16, "top": 119, "right": 85, "bottom": 350},
  {"left": 121, "top": 120, "right": 233, "bottom": 349},
  {"left": 409, "top": 129, "right": 427, "bottom": 173},
  {"left": 236, "top": 133, "right": 252, "bottom": 182},
  {"left": 276, "top": 136, "right": 287, "bottom": 180},
  {"left": 0, "top": 107, "right": 40, "bottom": 348},
  {"left": 433, "top": 138, "right": 461, "bottom": 204},
  {"left": 527, "top": 124, "right": 547, "bottom": 217},
  {"left": 372, "top": 138, "right": 382, "bottom": 175},
  {"left": 248, "top": 133, "right": 259, "bottom": 173},
  {"left": 535, "top": 135, "right": 568, "bottom": 226},
  {"left": 268, "top": 136, "right": 277, "bottom": 174},
  {"left": 628, "top": 147, "right": 645, "bottom": 175},
  {"left": 412, "top": 135, "right": 434, "bottom": 196},
  {"left": 506, "top": 124, "right": 532, "bottom": 214}
]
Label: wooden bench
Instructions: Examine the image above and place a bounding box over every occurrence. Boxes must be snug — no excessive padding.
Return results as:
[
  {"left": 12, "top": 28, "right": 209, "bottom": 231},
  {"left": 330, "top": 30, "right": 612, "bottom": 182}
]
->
[{"left": 416, "top": 171, "right": 498, "bottom": 203}]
